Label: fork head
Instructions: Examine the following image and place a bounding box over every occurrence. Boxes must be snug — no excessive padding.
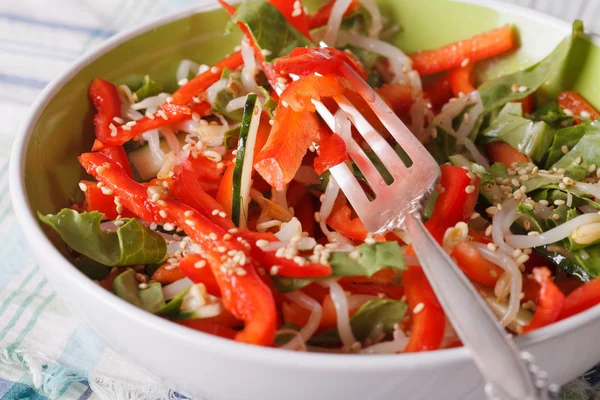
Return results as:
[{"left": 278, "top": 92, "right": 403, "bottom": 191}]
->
[{"left": 326, "top": 62, "right": 440, "bottom": 234}]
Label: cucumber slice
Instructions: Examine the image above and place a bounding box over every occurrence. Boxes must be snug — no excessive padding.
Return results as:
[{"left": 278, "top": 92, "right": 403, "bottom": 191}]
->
[
  {"left": 128, "top": 134, "right": 186, "bottom": 180},
  {"left": 231, "top": 94, "right": 262, "bottom": 228}
]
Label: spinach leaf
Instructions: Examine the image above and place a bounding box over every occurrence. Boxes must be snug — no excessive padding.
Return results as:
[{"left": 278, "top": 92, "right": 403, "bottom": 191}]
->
[
  {"left": 38, "top": 209, "right": 167, "bottom": 267},
  {"left": 532, "top": 101, "right": 575, "bottom": 129},
  {"left": 329, "top": 242, "right": 405, "bottom": 277},
  {"left": 428, "top": 126, "right": 457, "bottom": 164},
  {"left": 544, "top": 123, "right": 590, "bottom": 168},
  {"left": 156, "top": 288, "right": 190, "bottom": 319},
  {"left": 448, "top": 154, "right": 494, "bottom": 184},
  {"left": 481, "top": 103, "right": 554, "bottom": 162},
  {"left": 308, "top": 300, "right": 407, "bottom": 346},
  {"left": 272, "top": 242, "right": 405, "bottom": 293},
  {"left": 213, "top": 69, "right": 244, "bottom": 121},
  {"left": 479, "top": 21, "right": 583, "bottom": 111},
  {"left": 133, "top": 75, "right": 162, "bottom": 102},
  {"left": 550, "top": 121, "right": 600, "bottom": 180},
  {"left": 73, "top": 257, "right": 111, "bottom": 280},
  {"left": 113, "top": 268, "right": 166, "bottom": 312},
  {"left": 228, "top": 0, "right": 312, "bottom": 62}
]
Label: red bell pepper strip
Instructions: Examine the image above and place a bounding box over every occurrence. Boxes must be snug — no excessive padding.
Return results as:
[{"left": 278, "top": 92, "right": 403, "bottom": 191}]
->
[
  {"left": 327, "top": 196, "right": 369, "bottom": 241},
  {"left": 483, "top": 141, "right": 529, "bottom": 167},
  {"left": 306, "top": 0, "right": 360, "bottom": 30},
  {"left": 280, "top": 74, "right": 347, "bottom": 113},
  {"left": 376, "top": 83, "right": 413, "bottom": 118},
  {"left": 426, "top": 165, "right": 481, "bottom": 243},
  {"left": 151, "top": 263, "right": 186, "bottom": 285},
  {"left": 267, "top": 0, "right": 311, "bottom": 40},
  {"left": 254, "top": 105, "right": 324, "bottom": 191},
  {"left": 516, "top": 95, "right": 534, "bottom": 114},
  {"left": 559, "top": 277, "right": 600, "bottom": 320},
  {"left": 172, "top": 157, "right": 234, "bottom": 231},
  {"left": 294, "top": 193, "right": 317, "bottom": 238},
  {"left": 99, "top": 146, "right": 133, "bottom": 178},
  {"left": 523, "top": 267, "right": 565, "bottom": 333},
  {"left": 96, "top": 103, "right": 194, "bottom": 147},
  {"left": 170, "top": 52, "right": 244, "bottom": 106},
  {"left": 216, "top": 163, "right": 235, "bottom": 217},
  {"left": 176, "top": 319, "right": 237, "bottom": 340},
  {"left": 403, "top": 266, "right": 446, "bottom": 352},
  {"left": 422, "top": 74, "right": 453, "bottom": 113},
  {"left": 274, "top": 47, "right": 367, "bottom": 79},
  {"left": 410, "top": 25, "right": 515, "bottom": 76},
  {"left": 89, "top": 78, "right": 122, "bottom": 144},
  {"left": 557, "top": 90, "right": 600, "bottom": 122},
  {"left": 78, "top": 152, "right": 276, "bottom": 346},
  {"left": 179, "top": 253, "right": 222, "bottom": 297},
  {"left": 81, "top": 180, "right": 135, "bottom": 220},
  {"left": 448, "top": 63, "right": 476, "bottom": 97},
  {"left": 451, "top": 241, "right": 502, "bottom": 288}
]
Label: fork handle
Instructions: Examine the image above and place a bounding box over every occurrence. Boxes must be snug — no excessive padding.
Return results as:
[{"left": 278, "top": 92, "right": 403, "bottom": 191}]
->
[{"left": 404, "top": 213, "right": 537, "bottom": 400}]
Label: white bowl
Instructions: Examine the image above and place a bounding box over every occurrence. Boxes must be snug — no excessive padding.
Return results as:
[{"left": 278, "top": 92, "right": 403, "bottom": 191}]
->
[{"left": 10, "top": 1, "right": 600, "bottom": 399}]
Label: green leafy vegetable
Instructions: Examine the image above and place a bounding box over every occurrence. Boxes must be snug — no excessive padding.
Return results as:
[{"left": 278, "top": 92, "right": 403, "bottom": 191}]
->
[
  {"left": 479, "top": 21, "right": 583, "bottom": 111},
  {"left": 481, "top": 103, "right": 554, "bottom": 162},
  {"left": 271, "top": 276, "right": 316, "bottom": 293},
  {"left": 38, "top": 209, "right": 167, "bottom": 267},
  {"left": 133, "top": 75, "right": 162, "bottom": 102},
  {"left": 224, "top": 126, "right": 242, "bottom": 150},
  {"left": 551, "top": 121, "right": 600, "bottom": 180},
  {"left": 329, "top": 242, "right": 405, "bottom": 277},
  {"left": 156, "top": 288, "right": 191, "bottom": 319},
  {"left": 532, "top": 101, "right": 575, "bottom": 129},
  {"left": 544, "top": 123, "right": 590, "bottom": 168},
  {"left": 308, "top": 300, "right": 407, "bottom": 346},
  {"left": 228, "top": 0, "right": 312, "bottom": 62},
  {"left": 428, "top": 126, "right": 457, "bottom": 164},
  {"left": 213, "top": 69, "right": 244, "bottom": 121},
  {"left": 113, "top": 268, "right": 166, "bottom": 312},
  {"left": 73, "top": 257, "right": 111, "bottom": 280},
  {"left": 448, "top": 154, "right": 494, "bottom": 185}
]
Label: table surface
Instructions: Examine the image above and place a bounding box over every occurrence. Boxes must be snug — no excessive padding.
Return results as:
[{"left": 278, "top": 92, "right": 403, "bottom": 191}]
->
[{"left": 2, "top": 0, "right": 600, "bottom": 399}]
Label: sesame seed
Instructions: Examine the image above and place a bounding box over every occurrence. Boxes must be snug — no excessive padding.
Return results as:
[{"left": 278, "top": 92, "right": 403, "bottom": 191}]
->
[
  {"left": 211, "top": 209, "right": 219, "bottom": 216},
  {"left": 109, "top": 123, "right": 117, "bottom": 137},
  {"left": 191, "top": 112, "right": 201, "bottom": 122},
  {"left": 78, "top": 182, "right": 88, "bottom": 192},
  {"left": 511, "top": 179, "right": 520, "bottom": 187},
  {"left": 487, "top": 243, "right": 497, "bottom": 251},
  {"left": 523, "top": 220, "right": 531, "bottom": 230},
  {"left": 554, "top": 200, "right": 566, "bottom": 206},
  {"left": 157, "top": 110, "right": 168, "bottom": 120},
  {"left": 516, "top": 254, "right": 530, "bottom": 265},
  {"left": 588, "top": 164, "right": 597, "bottom": 173},
  {"left": 519, "top": 174, "right": 529, "bottom": 182},
  {"left": 178, "top": 78, "right": 189, "bottom": 86},
  {"left": 121, "top": 125, "right": 132, "bottom": 131},
  {"left": 95, "top": 166, "right": 105, "bottom": 174},
  {"left": 511, "top": 83, "right": 519, "bottom": 92},
  {"left": 485, "top": 225, "right": 493, "bottom": 236},
  {"left": 185, "top": 219, "right": 195, "bottom": 226},
  {"left": 314, "top": 212, "right": 321, "bottom": 222},
  {"left": 158, "top": 210, "right": 167, "bottom": 218},
  {"left": 255, "top": 239, "right": 269, "bottom": 248},
  {"left": 551, "top": 213, "right": 560, "bottom": 220},
  {"left": 460, "top": 58, "right": 470, "bottom": 67},
  {"left": 563, "top": 108, "right": 573, "bottom": 116},
  {"left": 100, "top": 186, "right": 113, "bottom": 195},
  {"left": 138, "top": 283, "right": 148, "bottom": 289},
  {"left": 270, "top": 266, "right": 280, "bottom": 275},
  {"left": 194, "top": 260, "right": 206, "bottom": 268},
  {"left": 563, "top": 177, "right": 576, "bottom": 185},
  {"left": 512, "top": 249, "right": 522, "bottom": 258},
  {"left": 184, "top": 210, "right": 193, "bottom": 217},
  {"left": 561, "top": 145, "right": 569, "bottom": 154},
  {"left": 219, "top": 211, "right": 226, "bottom": 218},
  {"left": 209, "top": 233, "right": 218, "bottom": 240},
  {"left": 559, "top": 183, "right": 567, "bottom": 189},
  {"left": 217, "top": 246, "right": 226, "bottom": 253},
  {"left": 163, "top": 223, "right": 175, "bottom": 231},
  {"left": 539, "top": 200, "right": 549, "bottom": 206},
  {"left": 465, "top": 185, "right": 475, "bottom": 194},
  {"left": 518, "top": 85, "right": 528, "bottom": 93},
  {"left": 291, "top": 8, "right": 302, "bottom": 17},
  {"left": 574, "top": 156, "right": 583, "bottom": 165},
  {"left": 527, "top": 231, "right": 540, "bottom": 236},
  {"left": 112, "top": 117, "right": 125, "bottom": 124},
  {"left": 486, "top": 206, "right": 498, "bottom": 215},
  {"left": 497, "top": 203, "right": 503, "bottom": 211},
  {"left": 210, "top": 66, "right": 220, "bottom": 74},
  {"left": 412, "top": 303, "right": 425, "bottom": 314},
  {"left": 580, "top": 111, "right": 591, "bottom": 119}
]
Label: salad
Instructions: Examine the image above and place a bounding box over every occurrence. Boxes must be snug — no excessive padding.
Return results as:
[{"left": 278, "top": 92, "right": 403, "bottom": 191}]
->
[{"left": 40, "top": 0, "right": 600, "bottom": 353}]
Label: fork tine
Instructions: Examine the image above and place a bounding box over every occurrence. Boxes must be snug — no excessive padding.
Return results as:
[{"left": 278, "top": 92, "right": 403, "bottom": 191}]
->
[
  {"left": 339, "top": 63, "right": 436, "bottom": 168},
  {"left": 334, "top": 94, "right": 409, "bottom": 174},
  {"left": 328, "top": 162, "right": 371, "bottom": 208},
  {"left": 345, "top": 135, "right": 389, "bottom": 189}
]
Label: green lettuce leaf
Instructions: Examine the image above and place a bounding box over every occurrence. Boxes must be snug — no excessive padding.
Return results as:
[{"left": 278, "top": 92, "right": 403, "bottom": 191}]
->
[
  {"left": 38, "top": 209, "right": 167, "bottom": 266},
  {"left": 532, "top": 101, "right": 575, "bottom": 129},
  {"left": 308, "top": 300, "right": 407, "bottom": 346},
  {"left": 228, "top": 0, "right": 312, "bottom": 62},
  {"left": 271, "top": 242, "right": 405, "bottom": 293},
  {"left": 73, "top": 257, "right": 111, "bottom": 280},
  {"left": 550, "top": 121, "right": 600, "bottom": 180},
  {"left": 544, "top": 123, "right": 590, "bottom": 168},
  {"left": 113, "top": 268, "right": 166, "bottom": 312},
  {"left": 481, "top": 103, "right": 554, "bottom": 162},
  {"left": 479, "top": 21, "right": 583, "bottom": 111},
  {"left": 428, "top": 126, "right": 457, "bottom": 164},
  {"left": 133, "top": 75, "right": 162, "bottom": 102},
  {"left": 156, "top": 288, "right": 191, "bottom": 319},
  {"left": 213, "top": 69, "right": 244, "bottom": 121}
]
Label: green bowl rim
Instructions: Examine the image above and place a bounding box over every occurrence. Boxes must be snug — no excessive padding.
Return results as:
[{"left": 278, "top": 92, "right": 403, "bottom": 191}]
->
[{"left": 9, "top": 0, "right": 600, "bottom": 371}]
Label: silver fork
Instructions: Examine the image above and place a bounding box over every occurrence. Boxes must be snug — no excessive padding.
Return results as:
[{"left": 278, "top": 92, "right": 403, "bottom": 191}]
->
[{"left": 286, "top": 61, "right": 559, "bottom": 399}]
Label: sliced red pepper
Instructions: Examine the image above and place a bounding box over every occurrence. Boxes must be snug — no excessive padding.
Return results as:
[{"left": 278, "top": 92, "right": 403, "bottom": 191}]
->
[
  {"left": 451, "top": 241, "right": 502, "bottom": 288},
  {"left": 376, "top": 83, "right": 413, "bottom": 118},
  {"left": 89, "top": 78, "right": 122, "bottom": 144},
  {"left": 340, "top": 281, "right": 404, "bottom": 300},
  {"left": 179, "top": 253, "right": 222, "bottom": 297},
  {"left": 410, "top": 25, "right": 515, "bottom": 76},
  {"left": 99, "top": 146, "right": 133, "bottom": 178},
  {"left": 448, "top": 63, "right": 476, "bottom": 97},
  {"left": 81, "top": 180, "right": 134, "bottom": 220},
  {"left": 96, "top": 103, "right": 194, "bottom": 147},
  {"left": 557, "top": 90, "right": 600, "bottom": 122},
  {"left": 280, "top": 74, "right": 347, "bottom": 113},
  {"left": 294, "top": 193, "right": 317, "bottom": 237},
  {"left": 172, "top": 157, "right": 234, "bottom": 231},
  {"left": 254, "top": 105, "right": 324, "bottom": 191},
  {"left": 176, "top": 319, "right": 237, "bottom": 340},
  {"left": 523, "top": 267, "right": 565, "bottom": 333},
  {"left": 422, "top": 74, "right": 453, "bottom": 113},
  {"left": 151, "top": 263, "right": 185, "bottom": 285},
  {"left": 327, "top": 195, "right": 369, "bottom": 241},
  {"left": 403, "top": 266, "right": 446, "bottom": 352},
  {"left": 216, "top": 163, "right": 235, "bottom": 217},
  {"left": 78, "top": 152, "right": 276, "bottom": 346},
  {"left": 426, "top": 165, "right": 480, "bottom": 243},
  {"left": 306, "top": 0, "right": 360, "bottom": 30},
  {"left": 516, "top": 95, "right": 534, "bottom": 114},
  {"left": 267, "top": 0, "right": 311, "bottom": 40},
  {"left": 171, "top": 52, "right": 244, "bottom": 106},
  {"left": 483, "top": 141, "right": 528, "bottom": 167},
  {"left": 274, "top": 47, "right": 366, "bottom": 79},
  {"left": 559, "top": 277, "right": 600, "bottom": 320}
]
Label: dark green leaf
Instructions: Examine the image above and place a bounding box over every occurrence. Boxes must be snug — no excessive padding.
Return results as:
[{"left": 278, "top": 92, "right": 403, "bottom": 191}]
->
[
  {"left": 133, "top": 75, "right": 162, "bottom": 102},
  {"left": 228, "top": 0, "right": 311, "bottom": 62},
  {"left": 550, "top": 121, "right": 600, "bottom": 180},
  {"left": 156, "top": 288, "right": 191, "bottom": 319},
  {"left": 113, "top": 268, "right": 165, "bottom": 312},
  {"left": 479, "top": 22, "right": 583, "bottom": 111},
  {"left": 423, "top": 190, "right": 439, "bottom": 221},
  {"left": 271, "top": 276, "right": 318, "bottom": 293},
  {"left": 544, "top": 123, "right": 590, "bottom": 168},
  {"left": 38, "top": 209, "right": 167, "bottom": 266},
  {"left": 532, "top": 101, "right": 575, "bottom": 129},
  {"left": 427, "top": 126, "right": 457, "bottom": 164},
  {"left": 212, "top": 69, "right": 244, "bottom": 121},
  {"left": 329, "top": 242, "right": 405, "bottom": 277},
  {"left": 308, "top": 300, "right": 407, "bottom": 346},
  {"left": 481, "top": 103, "right": 554, "bottom": 162},
  {"left": 73, "top": 257, "right": 111, "bottom": 280}
]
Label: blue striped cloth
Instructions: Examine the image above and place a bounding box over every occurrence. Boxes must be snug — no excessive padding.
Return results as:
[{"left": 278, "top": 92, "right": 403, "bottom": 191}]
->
[{"left": 1, "top": 1, "right": 600, "bottom": 399}]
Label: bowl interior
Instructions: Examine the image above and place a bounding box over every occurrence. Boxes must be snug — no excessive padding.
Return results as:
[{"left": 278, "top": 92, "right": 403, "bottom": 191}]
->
[{"left": 23, "top": 0, "right": 600, "bottom": 281}]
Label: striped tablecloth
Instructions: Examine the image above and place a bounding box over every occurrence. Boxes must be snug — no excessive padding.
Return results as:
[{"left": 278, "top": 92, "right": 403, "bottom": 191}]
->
[{"left": 1, "top": 1, "right": 600, "bottom": 399}]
